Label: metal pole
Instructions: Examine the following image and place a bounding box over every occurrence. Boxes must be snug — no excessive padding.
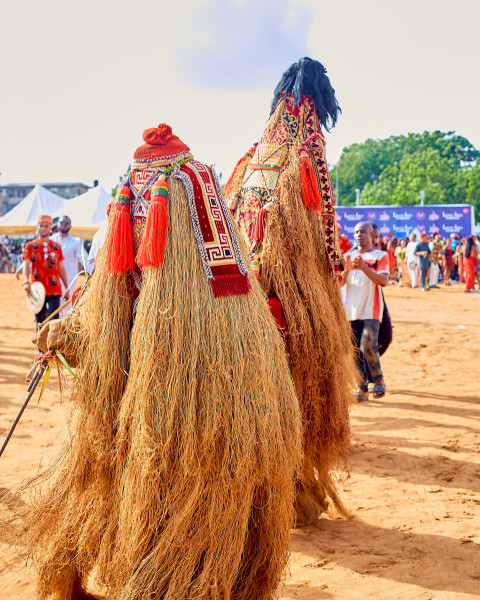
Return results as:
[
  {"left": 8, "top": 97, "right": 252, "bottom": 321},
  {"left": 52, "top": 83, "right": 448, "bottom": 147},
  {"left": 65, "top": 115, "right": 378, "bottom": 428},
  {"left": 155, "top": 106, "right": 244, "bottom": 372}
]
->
[
  {"left": 420, "top": 190, "right": 425, "bottom": 206},
  {"left": 355, "top": 188, "right": 360, "bottom": 207},
  {"left": 336, "top": 165, "right": 339, "bottom": 206}
]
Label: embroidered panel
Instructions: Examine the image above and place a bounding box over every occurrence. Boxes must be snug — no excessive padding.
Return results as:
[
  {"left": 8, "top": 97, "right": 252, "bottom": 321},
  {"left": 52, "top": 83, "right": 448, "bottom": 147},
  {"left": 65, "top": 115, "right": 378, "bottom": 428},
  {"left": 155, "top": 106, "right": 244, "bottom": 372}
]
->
[
  {"left": 179, "top": 161, "right": 250, "bottom": 297},
  {"left": 236, "top": 94, "right": 344, "bottom": 272}
]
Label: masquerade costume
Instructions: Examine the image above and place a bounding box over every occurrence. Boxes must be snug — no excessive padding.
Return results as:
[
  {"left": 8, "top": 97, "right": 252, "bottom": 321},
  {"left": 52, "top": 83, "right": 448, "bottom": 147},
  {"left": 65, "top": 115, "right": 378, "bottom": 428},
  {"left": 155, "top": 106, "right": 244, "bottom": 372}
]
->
[
  {"left": 226, "top": 91, "right": 357, "bottom": 521},
  {"left": 17, "top": 125, "right": 302, "bottom": 600}
]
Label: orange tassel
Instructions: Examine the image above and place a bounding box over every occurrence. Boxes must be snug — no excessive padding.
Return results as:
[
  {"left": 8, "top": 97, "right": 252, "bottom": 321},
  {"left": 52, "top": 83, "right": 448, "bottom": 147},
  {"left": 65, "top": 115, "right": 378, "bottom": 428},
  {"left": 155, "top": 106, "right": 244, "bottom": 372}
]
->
[
  {"left": 299, "top": 148, "right": 322, "bottom": 210},
  {"left": 136, "top": 176, "right": 168, "bottom": 267},
  {"left": 107, "top": 204, "right": 135, "bottom": 273},
  {"left": 107, "top": 182, "right": 134, "bottom": 273}
]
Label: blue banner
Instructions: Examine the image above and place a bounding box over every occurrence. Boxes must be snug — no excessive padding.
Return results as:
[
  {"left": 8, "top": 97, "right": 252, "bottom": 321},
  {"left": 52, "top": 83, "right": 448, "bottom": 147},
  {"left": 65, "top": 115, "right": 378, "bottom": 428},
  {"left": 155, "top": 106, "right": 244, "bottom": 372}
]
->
[{"left": 336, "top": 204, "right": 475, "bottom": 241}]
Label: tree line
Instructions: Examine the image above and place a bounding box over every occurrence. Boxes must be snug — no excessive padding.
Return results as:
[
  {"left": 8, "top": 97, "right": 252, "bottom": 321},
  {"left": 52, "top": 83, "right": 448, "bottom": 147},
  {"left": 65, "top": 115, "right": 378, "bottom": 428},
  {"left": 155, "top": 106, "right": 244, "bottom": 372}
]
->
[{"left": 330, "top": 131, "right": 480, "bottom": 219}]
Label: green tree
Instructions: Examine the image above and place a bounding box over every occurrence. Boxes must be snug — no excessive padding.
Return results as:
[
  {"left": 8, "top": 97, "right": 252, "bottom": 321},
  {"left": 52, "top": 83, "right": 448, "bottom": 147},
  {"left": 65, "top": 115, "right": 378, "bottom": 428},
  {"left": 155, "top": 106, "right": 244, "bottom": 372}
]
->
[
  {"left": 330, "top": 131, "right": 480, "bottom": 219},
  {"left": 111, "top": 165, "right": 131, "bottom": 199}
]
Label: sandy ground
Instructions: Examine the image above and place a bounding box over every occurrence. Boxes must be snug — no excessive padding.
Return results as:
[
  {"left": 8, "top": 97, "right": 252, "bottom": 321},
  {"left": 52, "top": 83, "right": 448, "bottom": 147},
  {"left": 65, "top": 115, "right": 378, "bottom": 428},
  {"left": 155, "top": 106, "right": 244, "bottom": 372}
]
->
[{"left": 0, "top": 273, "right": 479, "bottom": 599}]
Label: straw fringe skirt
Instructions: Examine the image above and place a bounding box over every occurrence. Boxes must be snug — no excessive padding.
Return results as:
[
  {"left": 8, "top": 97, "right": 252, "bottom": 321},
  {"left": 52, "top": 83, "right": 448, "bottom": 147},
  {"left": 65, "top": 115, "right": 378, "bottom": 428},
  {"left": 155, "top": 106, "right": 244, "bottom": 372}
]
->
[{"left": 12, "top": 177, "right": 302, "bottom": 600}]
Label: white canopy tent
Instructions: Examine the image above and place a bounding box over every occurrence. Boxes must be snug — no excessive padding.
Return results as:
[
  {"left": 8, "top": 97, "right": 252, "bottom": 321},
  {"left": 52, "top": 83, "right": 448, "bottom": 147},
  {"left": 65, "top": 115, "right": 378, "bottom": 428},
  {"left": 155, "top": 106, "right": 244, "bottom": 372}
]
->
[
  {"left": 55, "top": 186, "right": 112, "bottom": 238},
  {"left": 0, "top": 184, "right": 113, "bottom": 239},
  {"left": 0, "top": 185, "right": 66, "bottom": 235}
]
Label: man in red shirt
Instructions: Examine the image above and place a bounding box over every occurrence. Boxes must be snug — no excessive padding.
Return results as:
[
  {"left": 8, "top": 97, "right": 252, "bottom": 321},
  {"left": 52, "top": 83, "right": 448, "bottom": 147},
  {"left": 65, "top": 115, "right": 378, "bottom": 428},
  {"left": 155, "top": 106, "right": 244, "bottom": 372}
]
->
[{"left": 22, "top": 214, "right": 69, "bottom": 326}]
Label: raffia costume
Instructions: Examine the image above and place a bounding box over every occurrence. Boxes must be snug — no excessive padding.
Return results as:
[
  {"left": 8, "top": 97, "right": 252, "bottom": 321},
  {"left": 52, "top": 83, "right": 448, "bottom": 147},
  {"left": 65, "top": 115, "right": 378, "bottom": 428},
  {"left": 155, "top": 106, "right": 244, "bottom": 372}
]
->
[
  {"left": 16, "top": 125, "right": 302, "bottom": 600},
  {"left": 225, "top": 94, "right": 357, "bottom": 519}
]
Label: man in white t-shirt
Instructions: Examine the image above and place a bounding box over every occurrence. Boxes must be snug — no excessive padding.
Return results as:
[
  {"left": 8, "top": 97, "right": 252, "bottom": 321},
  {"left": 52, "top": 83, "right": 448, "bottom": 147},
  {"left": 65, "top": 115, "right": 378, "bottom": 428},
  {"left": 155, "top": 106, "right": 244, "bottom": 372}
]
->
[
  {"left": 86, "top": 201, "right": 112, "bottom": 274},
  {"left": 86, "top": 222, "right": 107, "bottom": 274},
  {"left": 342, "top": 222, "right": 389, "bottom": 401},
  {"left": 405, "top": 233, "right": 418, "bottom": 288},
  {"left": 51, "top": 215, "right": 88, "bottom": 292}
]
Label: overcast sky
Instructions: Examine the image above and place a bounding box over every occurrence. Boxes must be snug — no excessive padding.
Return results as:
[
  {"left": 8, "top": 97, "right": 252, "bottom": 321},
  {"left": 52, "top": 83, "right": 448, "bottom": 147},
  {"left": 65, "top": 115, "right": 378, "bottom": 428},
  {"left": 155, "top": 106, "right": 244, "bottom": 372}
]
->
[{"left": 1, "top": 0, "right": 479, "bottom": 191}]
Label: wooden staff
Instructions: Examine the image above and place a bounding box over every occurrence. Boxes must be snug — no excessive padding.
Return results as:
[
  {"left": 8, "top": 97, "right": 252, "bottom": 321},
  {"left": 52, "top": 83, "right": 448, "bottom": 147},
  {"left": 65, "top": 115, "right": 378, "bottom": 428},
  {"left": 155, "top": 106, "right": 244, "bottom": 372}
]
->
[
  {"left": 39, "top": 297, "right": 72, "bottom": 327},
  {"left": 0, "top": 360, "right": 49, "bottom": 459}
]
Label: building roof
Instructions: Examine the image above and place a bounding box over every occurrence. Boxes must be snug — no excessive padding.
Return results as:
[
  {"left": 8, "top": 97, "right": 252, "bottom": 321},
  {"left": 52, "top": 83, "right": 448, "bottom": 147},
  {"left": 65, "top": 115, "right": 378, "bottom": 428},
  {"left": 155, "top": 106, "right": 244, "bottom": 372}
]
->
[{"left": 0, "top": 182, "right": 89, "bottom": 189}]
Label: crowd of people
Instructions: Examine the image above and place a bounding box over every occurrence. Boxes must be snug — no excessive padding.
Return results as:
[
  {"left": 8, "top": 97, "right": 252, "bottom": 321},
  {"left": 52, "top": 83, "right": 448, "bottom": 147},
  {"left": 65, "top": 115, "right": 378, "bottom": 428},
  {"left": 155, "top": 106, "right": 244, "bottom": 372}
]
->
[
  {"left": 0, "top": 237, "right": 24, "bottom": 273},
  {"left": 0, "top": 215, "right": 92, "bottom": 326},
  {"left": 339, "top": 228, "right": 480, "bottom": 292},
  {"left": 1, "top": 55, "right": 478, "bottom": 600},
  {"left": 339, "top": 222, "right": 479, "bottom": 404}
]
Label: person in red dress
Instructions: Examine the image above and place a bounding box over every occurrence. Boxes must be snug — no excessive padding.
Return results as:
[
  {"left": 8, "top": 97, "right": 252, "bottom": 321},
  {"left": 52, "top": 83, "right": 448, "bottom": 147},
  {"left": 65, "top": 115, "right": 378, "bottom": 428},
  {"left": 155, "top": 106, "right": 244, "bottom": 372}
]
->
[
  {"left": 338, "top": 224, "right": 352, "bottom": 255},
  {"left": 22, "top": 214, "right": 69, "bottom": 326},
  {"left": 464, "top": 235, "right": 478, "bottom": 292}
]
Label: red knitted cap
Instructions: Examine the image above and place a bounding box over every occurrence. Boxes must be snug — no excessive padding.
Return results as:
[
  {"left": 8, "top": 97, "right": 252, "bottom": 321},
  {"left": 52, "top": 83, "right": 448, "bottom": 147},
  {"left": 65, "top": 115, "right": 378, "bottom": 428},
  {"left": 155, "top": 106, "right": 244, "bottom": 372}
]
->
[
  {"left": 37, "top": 214, "right": 53, "bottom": 225},
  {"left": 133, "top": 124, "right": 190, "bottom": 161}
]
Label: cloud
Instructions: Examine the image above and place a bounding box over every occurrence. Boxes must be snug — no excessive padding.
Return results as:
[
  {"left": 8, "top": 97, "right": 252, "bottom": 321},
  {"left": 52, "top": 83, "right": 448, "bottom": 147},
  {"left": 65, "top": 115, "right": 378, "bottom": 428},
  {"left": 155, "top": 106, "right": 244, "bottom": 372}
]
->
[{"left": 172, "top": 0, "right": 313, "bottom": 90}]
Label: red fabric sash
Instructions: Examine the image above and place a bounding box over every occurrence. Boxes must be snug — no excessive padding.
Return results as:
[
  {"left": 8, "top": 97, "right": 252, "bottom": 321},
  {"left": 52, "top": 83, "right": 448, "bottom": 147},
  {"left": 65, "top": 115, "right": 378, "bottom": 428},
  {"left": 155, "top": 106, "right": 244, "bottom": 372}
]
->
[{"left": 180, "top": 162, "right": 251, "bottom": 298}]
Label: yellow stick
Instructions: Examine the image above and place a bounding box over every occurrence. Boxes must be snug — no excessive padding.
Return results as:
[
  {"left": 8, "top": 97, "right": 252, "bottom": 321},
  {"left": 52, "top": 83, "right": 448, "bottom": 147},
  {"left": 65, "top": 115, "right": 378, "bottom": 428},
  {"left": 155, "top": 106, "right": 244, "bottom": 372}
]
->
[{"left": 39, "top": 297, "right": 72, "bottom": 327}]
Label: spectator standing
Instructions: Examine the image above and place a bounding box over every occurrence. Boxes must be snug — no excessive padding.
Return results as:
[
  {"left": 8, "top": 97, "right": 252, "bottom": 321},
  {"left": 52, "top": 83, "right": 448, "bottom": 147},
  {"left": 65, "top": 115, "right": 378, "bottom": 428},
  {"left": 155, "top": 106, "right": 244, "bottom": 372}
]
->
[
  {"left": 406, "top": 233, "right": 419, "bottom": 288},
  {"left": 464, "top": 235, "right": 478, "bottom": 292},
  {"left": 338, "top": 231, "right": 352, "bottom": 256},
  {"left": 22, "top": 215, "right": 69, "bottom": 327},
  {"left": 87, "top": 222, "right": 108, "bottom": 274},
  {"left": 86, "top": 201, "right": 112, "bottom": 274},
  {"left": 50, "top": 215, "right": 87, "bottom": 293},
  {"left": 441, "top": 238, "right": 454, "bottom": 285},
  {"left": 455, "top": 238, "right": 465, "bottom": 282},
  {"left": 386, "top": 237, "right": 398, "bottom": 282},
  {"left": 376, "top": 234, "right": 387, "bottom": 251},
  {"left": 395, "top": 239, "right": 410, "bottom": 286},
  {"left": 51, "top": 216, "right": 60, "bottom": 235},
  {"left": 0, "top": 241, "right": 11, "bottom": 273},
  {"left": 415, "top": 232, "right": 431, "bottom": 291},
  {"left": 428, "top": 235, "right": 441, "bottom": 288},
  {"left": 342, "top": 222, "right": 389, "bottom": 401},
  {"left": 366, "top": 222, "right": 393, "bottom": 356}
]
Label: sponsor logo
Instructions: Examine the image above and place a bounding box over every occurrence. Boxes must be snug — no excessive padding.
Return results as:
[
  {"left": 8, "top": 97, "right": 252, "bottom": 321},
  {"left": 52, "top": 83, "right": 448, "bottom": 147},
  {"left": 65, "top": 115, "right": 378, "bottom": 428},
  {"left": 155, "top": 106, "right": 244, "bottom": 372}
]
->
[
  {"left": 379, "top": 212, "right": 390, "bottom": 221},
  {"left": 429, "top": 225, "right": 440, "bottom": 233},
  {"left": 417, "top": 224, "right": 426, "bottom": 233},
  {"left": 367, "top": 211, "right": 377, "bottom": 221},
  {"left": 463, "top": 207, "right": 470, "bottom": 214},
  {"left": 344, "top": 212, "right": 365, "bottom": 221},
  {"left": 428, "top": 211, "right": 439, "bottom": 221},
  {"left": 416, "top": 211, "right": 426, "bottom": 220},
  {"left": 443, "top": 224, "right": 463, "bottom": 233},
  {"left": 336, "top": 214, "right": 342, "bottom": 221},
  {"left": 379, "top": 226, "right": 390, "bottom": 234},
  {"left": 393, "top": 224, "right": 413, "bottom": 234},
  {"left": 393, "top": 211, "right": 413, "bottom": 220},
  {"left": 442, "top": 211, "right": 463, "bottom": 220}
]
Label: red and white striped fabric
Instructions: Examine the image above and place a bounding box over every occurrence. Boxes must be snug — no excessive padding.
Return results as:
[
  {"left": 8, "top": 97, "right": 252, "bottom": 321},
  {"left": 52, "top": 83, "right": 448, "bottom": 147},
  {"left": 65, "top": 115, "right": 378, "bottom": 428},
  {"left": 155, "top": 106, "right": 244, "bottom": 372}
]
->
[{"left": 343, "top": 248, "right": 389, "bottom": 321}]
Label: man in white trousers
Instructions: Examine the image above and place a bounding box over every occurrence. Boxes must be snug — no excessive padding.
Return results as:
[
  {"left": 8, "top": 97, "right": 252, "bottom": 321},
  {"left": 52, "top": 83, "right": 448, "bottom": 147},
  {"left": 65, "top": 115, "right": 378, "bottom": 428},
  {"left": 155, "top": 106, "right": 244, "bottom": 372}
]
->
[{"left": 406, "top": 233, "right": 419, "bottom": 288}]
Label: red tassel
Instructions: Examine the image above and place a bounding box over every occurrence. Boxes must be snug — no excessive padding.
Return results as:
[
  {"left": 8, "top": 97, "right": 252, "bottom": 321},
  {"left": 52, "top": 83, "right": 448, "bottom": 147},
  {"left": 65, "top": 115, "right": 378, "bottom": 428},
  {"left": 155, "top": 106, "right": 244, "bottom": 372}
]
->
[
  {"left": 136, "top": 177, "right": 168, "bottom": 268},
  {"left": 299, "top": 148, "right": 322, "bottom": 210},
  {"left": 107, "top": 204, "right": 135, "bottom": 273},
  {"left": 252, "top": 207, "right": 269, "bottom": 244},
  {"left": 210, "top": 274, "right": 251, "bottom": 297}
]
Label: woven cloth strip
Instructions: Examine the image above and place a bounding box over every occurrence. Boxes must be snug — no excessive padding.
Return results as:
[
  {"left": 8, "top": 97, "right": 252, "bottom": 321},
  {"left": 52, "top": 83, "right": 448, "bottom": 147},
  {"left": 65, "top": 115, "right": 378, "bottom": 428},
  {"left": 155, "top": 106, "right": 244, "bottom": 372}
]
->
[{"left": 176, "top": 161, "right": 250, "bottom": 298}]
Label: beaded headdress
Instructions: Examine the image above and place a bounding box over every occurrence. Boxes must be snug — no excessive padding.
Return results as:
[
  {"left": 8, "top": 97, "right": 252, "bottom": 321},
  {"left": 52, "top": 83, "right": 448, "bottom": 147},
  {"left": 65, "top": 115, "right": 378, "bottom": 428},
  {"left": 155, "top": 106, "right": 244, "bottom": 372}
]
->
[{"left": 108, "top": 123, "right": 196, "bottom": 275}]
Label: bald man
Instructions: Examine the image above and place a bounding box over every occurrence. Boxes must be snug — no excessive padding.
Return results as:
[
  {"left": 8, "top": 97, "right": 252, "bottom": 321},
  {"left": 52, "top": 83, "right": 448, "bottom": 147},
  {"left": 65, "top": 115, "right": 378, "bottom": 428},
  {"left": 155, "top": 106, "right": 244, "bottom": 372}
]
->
[{"left": 342, "top": 222, "right": 389, "bottom": 401}]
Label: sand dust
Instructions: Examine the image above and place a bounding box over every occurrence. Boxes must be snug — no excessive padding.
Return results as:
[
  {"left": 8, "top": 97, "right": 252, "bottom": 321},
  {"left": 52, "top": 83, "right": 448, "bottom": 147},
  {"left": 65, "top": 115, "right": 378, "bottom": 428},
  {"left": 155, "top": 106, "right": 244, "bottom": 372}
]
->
[{"left": 0, "top": 274, "right": 479, "bottom": 599}]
